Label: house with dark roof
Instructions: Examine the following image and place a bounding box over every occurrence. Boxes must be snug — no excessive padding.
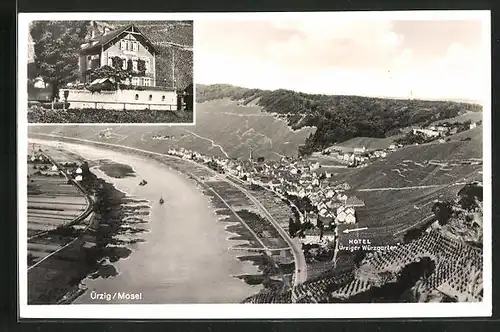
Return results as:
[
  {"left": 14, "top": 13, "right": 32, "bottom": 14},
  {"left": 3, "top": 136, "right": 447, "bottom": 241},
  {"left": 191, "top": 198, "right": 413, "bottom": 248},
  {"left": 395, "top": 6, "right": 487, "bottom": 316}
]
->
[{"left": 79, "top": 24, "right": 159, "bottom": 87}]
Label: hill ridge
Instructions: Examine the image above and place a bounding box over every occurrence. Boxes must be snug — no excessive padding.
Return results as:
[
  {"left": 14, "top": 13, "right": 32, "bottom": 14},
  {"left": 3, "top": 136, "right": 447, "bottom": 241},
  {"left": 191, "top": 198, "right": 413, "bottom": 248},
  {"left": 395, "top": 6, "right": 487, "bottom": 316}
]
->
[
  {"left": 196, "top": 83, "right": 484, "bottom": 105},
  {"left": 196, "top": 84, "right": 482, "bottom": 155}
]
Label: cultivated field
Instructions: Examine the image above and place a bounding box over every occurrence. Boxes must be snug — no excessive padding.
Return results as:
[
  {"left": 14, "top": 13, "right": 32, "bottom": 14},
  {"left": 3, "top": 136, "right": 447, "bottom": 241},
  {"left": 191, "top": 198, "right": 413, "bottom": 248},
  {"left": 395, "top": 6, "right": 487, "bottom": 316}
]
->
[
  {"left": 248, "top": 228, "right": 483, "bottom": 303},
  {"left": 27, "top": 145, "right": 91, "bottom": 272},
  {"left": 27, "top": 176, "right": 87, "bottom": 238},
  {"left": 242, "top": 288, "right": 293, "bottom": 304},
  {"left": 207, "top": 180, "right": 255, "bottom": 210},
  {"left": 292, "top": 268, "right": 355, "bottom": 303},
  {"left": 327, "top": 135, "right": 404, "bottom": 152},
  {"left": 196, "top": 178, "right": 289, "bottom": 250},
  {"left": 245, "top": 187, "right": 294, "bottom": 232},
  {"left": 446, "top": 125, "right": 483, "bottom": 142},
  {"left": 332, "top": 230, "right": 483, "bottom": 302},
  {"left": 338, "top": 140, "right": 481, "bottom": 187},
  {"left": 40, "top": 146, "right": 83, "bottom": 164}
]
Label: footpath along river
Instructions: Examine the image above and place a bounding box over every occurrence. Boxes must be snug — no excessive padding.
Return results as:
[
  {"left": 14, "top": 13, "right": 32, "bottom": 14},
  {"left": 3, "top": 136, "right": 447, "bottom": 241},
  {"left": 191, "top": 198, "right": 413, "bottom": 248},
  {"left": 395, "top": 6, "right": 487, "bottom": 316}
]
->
[{"left": 30, "top": 139, "right": 260, "bottom": 304}]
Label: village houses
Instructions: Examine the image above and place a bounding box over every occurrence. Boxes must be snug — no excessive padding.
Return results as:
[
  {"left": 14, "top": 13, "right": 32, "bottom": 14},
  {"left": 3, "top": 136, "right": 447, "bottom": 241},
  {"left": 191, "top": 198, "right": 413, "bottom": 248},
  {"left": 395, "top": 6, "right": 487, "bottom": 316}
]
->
[{"left": 79, "top": 23, "right": 158, "bottom": 87}]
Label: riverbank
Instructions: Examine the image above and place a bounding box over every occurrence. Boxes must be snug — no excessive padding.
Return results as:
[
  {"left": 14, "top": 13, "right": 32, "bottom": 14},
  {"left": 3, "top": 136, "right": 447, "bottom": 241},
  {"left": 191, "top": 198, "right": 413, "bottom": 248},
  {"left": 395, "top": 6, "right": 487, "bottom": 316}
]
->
[
  {"left": 59, "top": 182, "right": 150, "bottom": 304},
  {"left": 195, "top": 184, "right": 287, "bottom": 291}
]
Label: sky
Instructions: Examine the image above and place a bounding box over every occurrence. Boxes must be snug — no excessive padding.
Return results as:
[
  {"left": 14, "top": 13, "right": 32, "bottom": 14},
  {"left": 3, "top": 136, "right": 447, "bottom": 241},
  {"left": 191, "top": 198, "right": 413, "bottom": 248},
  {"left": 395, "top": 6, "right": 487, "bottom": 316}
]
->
[{"left": 195, "top": 16, "right": 489, "bottom": 101}]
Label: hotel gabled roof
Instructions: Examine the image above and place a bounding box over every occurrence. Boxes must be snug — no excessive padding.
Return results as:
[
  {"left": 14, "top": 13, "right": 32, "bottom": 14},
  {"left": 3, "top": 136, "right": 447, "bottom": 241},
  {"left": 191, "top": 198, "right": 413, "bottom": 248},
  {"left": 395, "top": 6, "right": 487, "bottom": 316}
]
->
[{"left": 80, "top": 24, "right": 159, "bottom": 55}]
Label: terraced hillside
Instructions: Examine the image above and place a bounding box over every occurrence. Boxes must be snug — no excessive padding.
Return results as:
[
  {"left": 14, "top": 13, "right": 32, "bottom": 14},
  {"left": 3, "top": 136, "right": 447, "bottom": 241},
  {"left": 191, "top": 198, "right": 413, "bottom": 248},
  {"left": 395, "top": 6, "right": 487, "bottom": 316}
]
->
[
  {"left": 331, "top": 127, "right": 482, "bottom": 246},
  {"left": 28, "top": 98, "right": 315, "bottom": 161},
  {"left": 197, "top": 84, "right": 482, "bottom": 154},
  {"left": 27, "top": 145, "right": 92, "bottom": 267},
  {"left": 290, "top": 230, "right": 482, "bottom": 303},
  {"left": 27, "top": 175, "right": 87, "bottom": 238},
  {"left": 108, "top": 21, "right": 193, "bottom": 89}
]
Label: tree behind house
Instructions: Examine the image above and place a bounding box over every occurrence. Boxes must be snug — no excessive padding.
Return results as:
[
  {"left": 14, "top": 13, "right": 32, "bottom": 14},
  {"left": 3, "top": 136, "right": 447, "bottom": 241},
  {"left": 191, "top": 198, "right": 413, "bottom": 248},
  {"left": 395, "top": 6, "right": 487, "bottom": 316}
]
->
[{"left": 30, "top": 21, "right": 89, "bottom": 100}]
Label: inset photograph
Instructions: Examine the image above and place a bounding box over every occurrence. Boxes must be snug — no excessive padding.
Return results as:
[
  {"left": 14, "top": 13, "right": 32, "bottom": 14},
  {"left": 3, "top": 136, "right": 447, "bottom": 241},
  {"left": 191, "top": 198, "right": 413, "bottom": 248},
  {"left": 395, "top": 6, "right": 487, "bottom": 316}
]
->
[{"left": 26, "top": 20, "right": 194, "bottom": 124}]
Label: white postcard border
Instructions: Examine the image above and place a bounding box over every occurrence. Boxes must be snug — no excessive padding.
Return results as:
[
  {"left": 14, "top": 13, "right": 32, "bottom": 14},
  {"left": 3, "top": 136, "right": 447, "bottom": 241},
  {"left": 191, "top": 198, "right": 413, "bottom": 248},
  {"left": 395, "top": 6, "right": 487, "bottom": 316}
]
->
[{"left": 18, "top": 10, "right": 492, "bottom": 319}]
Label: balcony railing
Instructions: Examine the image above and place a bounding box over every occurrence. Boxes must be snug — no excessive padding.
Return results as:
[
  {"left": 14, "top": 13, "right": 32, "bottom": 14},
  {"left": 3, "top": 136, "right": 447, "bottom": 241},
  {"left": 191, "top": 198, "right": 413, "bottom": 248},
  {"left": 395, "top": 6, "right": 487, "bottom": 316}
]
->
[{"left": 140, "top": 71, "right": 155, "bottom": 79}]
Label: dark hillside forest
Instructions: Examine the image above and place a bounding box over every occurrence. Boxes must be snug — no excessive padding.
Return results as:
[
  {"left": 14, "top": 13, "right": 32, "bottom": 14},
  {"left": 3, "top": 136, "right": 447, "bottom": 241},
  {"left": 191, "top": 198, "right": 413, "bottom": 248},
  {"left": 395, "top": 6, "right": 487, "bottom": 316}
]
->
[{"left": 197, "top": 84, "right": 482, "bottom": 155}]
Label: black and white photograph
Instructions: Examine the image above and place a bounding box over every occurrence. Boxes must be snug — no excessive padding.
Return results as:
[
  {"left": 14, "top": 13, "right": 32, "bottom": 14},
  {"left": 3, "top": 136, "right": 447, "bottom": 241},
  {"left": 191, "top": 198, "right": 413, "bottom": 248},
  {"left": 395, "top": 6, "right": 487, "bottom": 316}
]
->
[
  {"left": 25, "top": 19, "right": 194, "bottom": 124},
  {"left": 18, "top": 11, "right": 491, "bottom": 319}
]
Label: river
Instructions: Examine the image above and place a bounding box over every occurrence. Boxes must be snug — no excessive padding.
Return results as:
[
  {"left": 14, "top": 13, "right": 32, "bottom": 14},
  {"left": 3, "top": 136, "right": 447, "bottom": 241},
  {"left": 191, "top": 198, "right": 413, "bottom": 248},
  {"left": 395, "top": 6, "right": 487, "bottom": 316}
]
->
[{"left": 29, "top": 139, "right": 260, "bottom": 304}]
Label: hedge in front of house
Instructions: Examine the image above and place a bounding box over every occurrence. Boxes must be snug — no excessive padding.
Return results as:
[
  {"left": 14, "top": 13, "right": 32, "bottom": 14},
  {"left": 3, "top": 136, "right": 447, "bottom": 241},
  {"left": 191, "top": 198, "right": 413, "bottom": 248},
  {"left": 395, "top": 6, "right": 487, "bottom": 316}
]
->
[{"left": 28, "top": 107, "right": 193, "bottom": 124}]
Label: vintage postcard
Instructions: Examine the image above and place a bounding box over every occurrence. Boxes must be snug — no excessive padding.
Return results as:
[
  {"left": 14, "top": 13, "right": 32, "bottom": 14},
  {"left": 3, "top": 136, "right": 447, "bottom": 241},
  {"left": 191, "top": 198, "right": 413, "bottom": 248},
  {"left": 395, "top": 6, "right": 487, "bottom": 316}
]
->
[
  {"left": 18, "top": 11, "right": 491, "bottom": 319},
  {"left": 24, "top": 18, "right": 194, "bottom": 124}
]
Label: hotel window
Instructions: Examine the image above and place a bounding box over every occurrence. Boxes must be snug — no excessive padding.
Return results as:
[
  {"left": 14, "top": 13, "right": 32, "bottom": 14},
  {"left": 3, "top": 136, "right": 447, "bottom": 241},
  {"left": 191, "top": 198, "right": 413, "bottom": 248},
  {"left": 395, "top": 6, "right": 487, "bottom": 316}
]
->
[
  {"left": 132, "top": 59, "right": 138, "bottom": 71},
  {"left": 143, "top": 78, "right": 151, "bottom": 87},
  {"left": 107, "top": 57, "right": 113, "bottom": 67},
  {"left": 135, "top": 94, "right": 139, "bottom": 100},
  {"left": 149, "top": 95, "right": 152, "bottom": 101},
  {"left": 161, "top": 95, "right": 165, "bottom": 102},
  {"left": 132, "top": 77, "right": 139, "bottom": 86},
  {"left": 132, "top": 41, "right": 138, "bottom": 52},
  {"left": 122, "top": 58, "right": 127, "bottom": 70},
  {"left": 120, "top": 40, "right": 126, "bottom": 50}
]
